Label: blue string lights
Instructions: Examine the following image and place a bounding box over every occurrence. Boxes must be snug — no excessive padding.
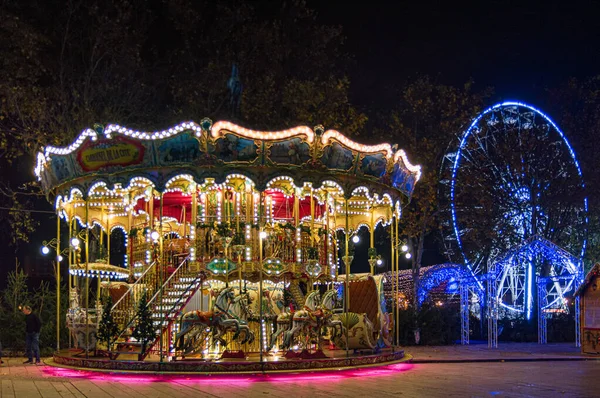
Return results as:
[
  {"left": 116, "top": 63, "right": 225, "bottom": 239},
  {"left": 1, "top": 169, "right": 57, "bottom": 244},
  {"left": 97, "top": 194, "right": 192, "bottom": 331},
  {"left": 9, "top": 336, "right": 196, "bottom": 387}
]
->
[{"left": 448, "top": 101, "right": 588, "bottom": 321}]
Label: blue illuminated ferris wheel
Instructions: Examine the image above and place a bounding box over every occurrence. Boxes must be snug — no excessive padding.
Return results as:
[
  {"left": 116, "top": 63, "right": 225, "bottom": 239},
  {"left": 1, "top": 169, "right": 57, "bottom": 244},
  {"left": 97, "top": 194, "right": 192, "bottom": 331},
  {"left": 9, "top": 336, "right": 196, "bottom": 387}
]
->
[{"left": 441, "top": 102, "right": 588, "bottom": 314}]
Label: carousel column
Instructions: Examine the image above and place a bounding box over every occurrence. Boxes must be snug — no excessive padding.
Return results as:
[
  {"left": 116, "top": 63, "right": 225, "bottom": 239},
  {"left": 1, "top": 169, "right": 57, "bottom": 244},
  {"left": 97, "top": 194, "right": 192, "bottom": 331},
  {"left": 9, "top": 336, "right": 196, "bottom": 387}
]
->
[
  {"left": 394, "top": 213, "right": 400, "bottom": 347},
  {"left": 325, "top": 192, "right": 330, "bottom": 279},
  {"left": 390, "top": 209, "right": 396, "bottom": 347},
  {"left": 309, "top": 187, "right": 315, "bottom": 292},
  {"left": 259, "top": 190, "right": 265, "bottom": 363},
  {"left": 68, "top": 215, "right": 73, "bottom": 349},
  {"left": 333, "top": 198, "right": 338, "bottom": 279},
  {"left": 369, "top": 201, "right": 375, "bottom": 274},
  {"left": 84, "top": 200, "right": 90, "bottom": 358},
  {"left": 159, "top": 192, "right": 165, "bottom": 362},
  {"left": 127, "top": 192, "right": 134, "bottom": 278},
  {"left": 344, "top": 197, "right": 350, "bottom": 358},
  {"left": 56, "top": 207, "right": 61, "bottom": 351},
  {"left": 191, "top": 183, "right": 197, "bottom": 268}
]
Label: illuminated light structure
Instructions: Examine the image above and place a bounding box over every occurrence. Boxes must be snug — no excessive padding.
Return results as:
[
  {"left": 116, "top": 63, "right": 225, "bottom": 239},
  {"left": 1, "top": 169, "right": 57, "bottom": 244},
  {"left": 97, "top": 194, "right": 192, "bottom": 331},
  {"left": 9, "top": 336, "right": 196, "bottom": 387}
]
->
[
  {"left": 35, "top": 118, "right": 420, "bottom": 371},
  {"left": 488, "top": 235, "right": 582, "bottom": 347},
  {"left": 441, "top": 101, "right": 587, "bottom": 327}
]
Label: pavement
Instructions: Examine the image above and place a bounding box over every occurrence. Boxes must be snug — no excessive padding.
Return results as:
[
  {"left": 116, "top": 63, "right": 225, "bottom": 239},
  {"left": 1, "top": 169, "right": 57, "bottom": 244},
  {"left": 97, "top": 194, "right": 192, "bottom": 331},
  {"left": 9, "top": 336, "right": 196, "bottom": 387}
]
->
[
  {"left": 0, "top": 343, "right": 599, "bottom": 397},
  {"left": 405, "top": 341, "right": 590, "bottom": 362}
]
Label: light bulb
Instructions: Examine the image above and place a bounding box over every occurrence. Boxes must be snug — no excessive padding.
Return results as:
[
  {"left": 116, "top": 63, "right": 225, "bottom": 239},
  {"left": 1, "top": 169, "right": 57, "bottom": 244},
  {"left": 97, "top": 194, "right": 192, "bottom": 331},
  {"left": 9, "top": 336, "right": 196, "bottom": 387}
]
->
[
  {"left": 352, "top": 235, "right": 360, "bottom": 244},
  {"left": 401, "top": 245, "right": 408, "bottom": 252},
  {"left": 151, "top": 230, "right": 159, "bottom": 241},
  {"left": 405, "top": 252, "right": 412, "bottom": 259},
  {"left": 71, "top": 237, "right": 80, "bottom": 247},
  {"left": 259, "top": 231, "right": 267, "bottom": 239},
  {"left": 41, "top": 246, "right": 50, "bottom": 255},
  {"left": 376, "top": 258, "right": 383, "bottom": 266},
  {"left": 57, "top": 255, "right": 64, "bottom": 262}
]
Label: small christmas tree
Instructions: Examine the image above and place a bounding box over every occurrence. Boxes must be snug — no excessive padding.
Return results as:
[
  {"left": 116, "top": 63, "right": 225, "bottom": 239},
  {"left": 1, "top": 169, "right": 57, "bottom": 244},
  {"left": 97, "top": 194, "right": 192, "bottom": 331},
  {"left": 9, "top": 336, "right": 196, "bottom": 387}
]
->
[
  {"left": 97, "top": 296, "right": 119, "bottom": 353},
  {"left": 132, "top": 292, "right": 157, "bottom": 354}
]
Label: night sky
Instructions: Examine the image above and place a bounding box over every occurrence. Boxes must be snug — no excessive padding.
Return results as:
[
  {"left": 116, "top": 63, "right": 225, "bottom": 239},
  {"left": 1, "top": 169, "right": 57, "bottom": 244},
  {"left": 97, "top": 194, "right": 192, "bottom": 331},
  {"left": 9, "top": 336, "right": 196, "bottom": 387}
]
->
[
  {"left": 5, "top": 0, "right": 600, "bottom": 283},
  {"left": 310, "top": 0, "right": 599, "bottom": 108}
]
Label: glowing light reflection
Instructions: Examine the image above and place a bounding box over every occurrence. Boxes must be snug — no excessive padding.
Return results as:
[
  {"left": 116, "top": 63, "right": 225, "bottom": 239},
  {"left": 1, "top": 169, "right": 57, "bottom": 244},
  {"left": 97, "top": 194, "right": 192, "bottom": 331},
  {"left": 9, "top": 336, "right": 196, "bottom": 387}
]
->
[{"left": 43, "top": 362, "right": 414, "bottom": 384}]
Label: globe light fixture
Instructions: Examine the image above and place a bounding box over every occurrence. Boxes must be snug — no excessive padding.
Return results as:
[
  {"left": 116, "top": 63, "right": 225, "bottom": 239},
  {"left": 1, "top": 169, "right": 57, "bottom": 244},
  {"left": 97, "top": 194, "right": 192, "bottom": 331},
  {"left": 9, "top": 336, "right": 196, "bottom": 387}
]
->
[
  {"left": 352, "top": 235, "right": 360, "bottom": 244},
  {"left": 41, "top": 246, "right": 50, "bottom": 255}
]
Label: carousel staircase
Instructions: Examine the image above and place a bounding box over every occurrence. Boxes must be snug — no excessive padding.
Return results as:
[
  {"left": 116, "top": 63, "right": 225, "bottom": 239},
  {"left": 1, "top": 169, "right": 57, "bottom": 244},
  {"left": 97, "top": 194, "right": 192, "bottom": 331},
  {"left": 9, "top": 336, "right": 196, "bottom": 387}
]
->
[
  {"left": 289, "top": 280, "right": 305, "bottom": 309},
  {"left": 111, "top": 257, "right": 205, "bottom": 360}
]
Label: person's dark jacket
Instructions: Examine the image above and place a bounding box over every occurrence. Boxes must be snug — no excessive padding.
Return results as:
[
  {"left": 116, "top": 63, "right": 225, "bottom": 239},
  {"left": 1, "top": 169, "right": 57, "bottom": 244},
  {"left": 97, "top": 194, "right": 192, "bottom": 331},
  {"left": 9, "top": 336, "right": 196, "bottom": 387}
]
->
[{"left": 25, "top": 313, "right": 42, "bottom": 333}]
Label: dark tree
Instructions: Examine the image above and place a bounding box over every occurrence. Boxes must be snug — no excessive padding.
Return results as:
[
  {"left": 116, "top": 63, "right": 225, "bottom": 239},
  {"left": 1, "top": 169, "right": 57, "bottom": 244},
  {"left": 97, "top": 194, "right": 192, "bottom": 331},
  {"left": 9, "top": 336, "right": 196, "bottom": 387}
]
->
[
  {"left": 97, "top": 296, "right": 119, "bottom": 352},
  {"left": 131, "top": 292, "right": 156, "bottom": 353}
]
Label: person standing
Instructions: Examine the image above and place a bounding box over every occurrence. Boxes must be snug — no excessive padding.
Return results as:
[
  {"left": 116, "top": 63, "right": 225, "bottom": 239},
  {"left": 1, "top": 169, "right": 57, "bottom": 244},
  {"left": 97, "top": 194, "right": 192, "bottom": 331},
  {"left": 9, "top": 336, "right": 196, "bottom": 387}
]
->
[{"left": 22, "top": 306, "right": 41, "bottom": 364}]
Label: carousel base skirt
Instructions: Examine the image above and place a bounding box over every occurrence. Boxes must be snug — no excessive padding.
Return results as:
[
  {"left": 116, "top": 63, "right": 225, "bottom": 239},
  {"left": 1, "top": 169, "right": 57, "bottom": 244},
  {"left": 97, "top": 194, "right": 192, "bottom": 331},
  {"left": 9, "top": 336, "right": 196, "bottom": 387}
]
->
[{"left": 51, "top": 348, "right": 407, "bottom": 374}]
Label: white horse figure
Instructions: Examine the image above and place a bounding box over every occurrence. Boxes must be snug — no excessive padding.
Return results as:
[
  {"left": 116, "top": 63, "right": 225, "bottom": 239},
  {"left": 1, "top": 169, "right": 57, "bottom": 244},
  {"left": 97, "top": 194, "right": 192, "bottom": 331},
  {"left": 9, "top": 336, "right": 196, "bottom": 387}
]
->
[
  {"left": 176, "top": 287, "right": 254, "bottom": 354},
  {"left": 281, "top": 290, "right": 322, "bottom": 350},
  {"left": 319, "top": 289, "right": 345, "bottom": 340}
]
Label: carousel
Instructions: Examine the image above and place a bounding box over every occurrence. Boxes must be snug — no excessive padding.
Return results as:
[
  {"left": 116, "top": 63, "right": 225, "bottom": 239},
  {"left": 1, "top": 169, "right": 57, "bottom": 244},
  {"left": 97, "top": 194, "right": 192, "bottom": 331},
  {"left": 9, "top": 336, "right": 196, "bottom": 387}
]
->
[{"left": 34, "top": 118, "right": 421, "bottom": 372}]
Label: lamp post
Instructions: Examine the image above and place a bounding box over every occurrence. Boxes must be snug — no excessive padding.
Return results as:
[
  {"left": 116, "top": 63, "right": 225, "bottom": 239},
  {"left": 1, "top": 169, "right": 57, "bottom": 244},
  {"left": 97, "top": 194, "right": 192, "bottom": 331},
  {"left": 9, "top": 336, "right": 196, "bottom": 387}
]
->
[
  {"left": 41, "top": 238, "right": 69, "bottom": 352},
  {"left": 368, "top": 257, "right": 384, "bottom": 275}
]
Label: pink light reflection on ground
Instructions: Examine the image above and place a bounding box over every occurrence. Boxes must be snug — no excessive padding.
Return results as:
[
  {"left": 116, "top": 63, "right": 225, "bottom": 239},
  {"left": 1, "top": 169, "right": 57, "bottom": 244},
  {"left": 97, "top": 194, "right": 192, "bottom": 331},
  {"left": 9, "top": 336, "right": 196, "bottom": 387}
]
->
[{"left": 43, "top": 362, "right": 414, "bottom": 384}]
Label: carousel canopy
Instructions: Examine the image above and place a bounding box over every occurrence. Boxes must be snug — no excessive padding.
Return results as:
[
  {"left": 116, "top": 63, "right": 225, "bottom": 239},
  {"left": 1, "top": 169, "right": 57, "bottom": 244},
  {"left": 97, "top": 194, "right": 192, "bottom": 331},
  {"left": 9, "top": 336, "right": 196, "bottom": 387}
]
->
[{"left": 34, "top": 119, "right": 421, "bottom": 202}]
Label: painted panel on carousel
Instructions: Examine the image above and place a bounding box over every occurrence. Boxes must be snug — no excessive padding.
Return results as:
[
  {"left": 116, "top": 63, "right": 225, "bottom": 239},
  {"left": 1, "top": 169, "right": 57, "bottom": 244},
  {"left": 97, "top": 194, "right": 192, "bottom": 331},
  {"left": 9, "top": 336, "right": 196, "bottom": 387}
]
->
[
  {"left": 391, "top": 162, "right": 417, "bottom": 196},
  {"left": 48, "top": 154, "right": 76, "bottom": 186},
  {"left": 213, "top": 133, "right": 258, "bottom": 163},
  {"left": 269, "top": 138, "right": 310, "bottom": 165},
  {"left": 267, "top": 138, "right": 310, "bottom": 165},
  {"left": 360, "top": 153, "right": 387, "bottom": 178},
  {"left": 156, "top": 131, "right": 201, "bottom": 165},
  {"left": 75, "top": 136, "right": 149, "bottom": 173},
  {"left": 320, "top": 142, "right": 355, "bottom": 171}
]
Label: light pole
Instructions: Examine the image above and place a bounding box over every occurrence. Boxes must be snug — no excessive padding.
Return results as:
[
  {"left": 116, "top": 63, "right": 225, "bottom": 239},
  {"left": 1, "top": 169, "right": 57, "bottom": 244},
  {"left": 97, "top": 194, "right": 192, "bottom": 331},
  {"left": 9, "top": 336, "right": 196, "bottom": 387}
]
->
[{"left": 41, "top": 238, "right": 69, "bottom": 352}]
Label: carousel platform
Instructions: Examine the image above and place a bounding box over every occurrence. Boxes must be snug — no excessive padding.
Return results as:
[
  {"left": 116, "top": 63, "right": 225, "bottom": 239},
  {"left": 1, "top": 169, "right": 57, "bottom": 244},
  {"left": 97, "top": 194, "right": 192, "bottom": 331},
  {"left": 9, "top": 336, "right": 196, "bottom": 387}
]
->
[{"left": 51, "top": 348, "right": 407, "bottom": 374}]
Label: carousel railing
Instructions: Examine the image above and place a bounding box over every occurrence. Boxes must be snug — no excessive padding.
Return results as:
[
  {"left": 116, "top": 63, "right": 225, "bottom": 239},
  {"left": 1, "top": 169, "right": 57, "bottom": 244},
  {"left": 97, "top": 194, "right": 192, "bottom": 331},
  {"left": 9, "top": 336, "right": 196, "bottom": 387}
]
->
[
  {"left": 147, "top": 257, "right": 206, "bottom": 360},
  {"left": 110, "top": 256, "right": 198, "bottom": 359},
  {"left": 110, "top": 259, "right": 158, "bottom": 340}
]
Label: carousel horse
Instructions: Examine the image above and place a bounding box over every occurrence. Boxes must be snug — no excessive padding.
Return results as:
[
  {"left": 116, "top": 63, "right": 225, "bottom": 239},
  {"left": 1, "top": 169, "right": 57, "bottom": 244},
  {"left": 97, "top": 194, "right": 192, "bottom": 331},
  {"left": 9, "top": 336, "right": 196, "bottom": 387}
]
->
[
  {"left": 176, "top": 287, "right": 254, "bottom": 354},
  {"left": 281, "top": 290, "right": 322, "bottom": 350},
  {"left": 267, "top": 311, "right": 292, "bottom": 351},
  {"left": 319, "top": 289, "right": 345, "bottom": 340}
]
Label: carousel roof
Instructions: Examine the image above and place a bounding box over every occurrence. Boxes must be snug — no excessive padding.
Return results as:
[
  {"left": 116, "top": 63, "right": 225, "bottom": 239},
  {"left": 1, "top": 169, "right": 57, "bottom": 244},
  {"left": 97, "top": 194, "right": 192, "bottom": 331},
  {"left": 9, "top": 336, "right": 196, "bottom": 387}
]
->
[{"left": 34, "top": 119, "right": 421, "bottom": 201}]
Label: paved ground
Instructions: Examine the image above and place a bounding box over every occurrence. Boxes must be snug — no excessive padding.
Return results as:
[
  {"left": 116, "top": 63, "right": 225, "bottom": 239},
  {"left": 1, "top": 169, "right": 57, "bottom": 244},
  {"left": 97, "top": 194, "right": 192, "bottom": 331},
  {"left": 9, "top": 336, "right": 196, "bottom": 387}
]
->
[
  {"left": 0, "top": 344, "right": 599, "bottom": 397},
  {"left": 405, "top": 342, "right": 586, "bottom": 362}
]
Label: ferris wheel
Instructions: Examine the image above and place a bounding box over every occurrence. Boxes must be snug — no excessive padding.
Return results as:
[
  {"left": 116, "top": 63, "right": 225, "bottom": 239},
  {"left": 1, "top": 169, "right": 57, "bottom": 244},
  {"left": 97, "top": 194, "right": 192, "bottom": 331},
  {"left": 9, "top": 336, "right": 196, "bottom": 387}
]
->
[{"left": 440, "top": 102, "right": 588, "bottom": 314}]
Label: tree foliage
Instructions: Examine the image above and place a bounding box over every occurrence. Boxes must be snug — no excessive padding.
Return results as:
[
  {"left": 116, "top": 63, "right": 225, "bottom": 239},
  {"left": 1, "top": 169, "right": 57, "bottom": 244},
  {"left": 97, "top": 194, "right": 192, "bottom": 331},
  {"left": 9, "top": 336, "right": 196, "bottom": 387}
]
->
[
  {"left": 384, "top": 77, "right": 493, "bottom": 304},
  {"left": 131, "top": 292, "right": 155, "bottom": 351},
  {"left": 0, "top": 268, "right": 68, "bottom": 354},
  {"left": 97, "top": 295, "right": 119, "bottom": 350},
  {"left": 545, "top": 76, "right": 600, "bottom": 272},
  {"left": 0, "top": 0, "right": 365, "bottom": 253}
]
